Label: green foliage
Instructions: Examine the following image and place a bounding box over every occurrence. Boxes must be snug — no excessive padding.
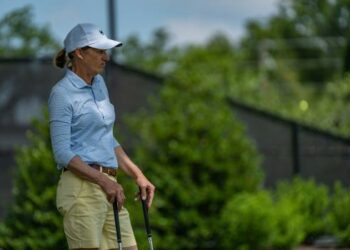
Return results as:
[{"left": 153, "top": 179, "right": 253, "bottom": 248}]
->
[
  {"left": 115, "top": 8, "right": 350, "bottom": 138},
  {"left": 220, "top": 191, "right": 275, "bottom": 250},
  {"left": 0, "top": 5, "right": 60, "bottom": 57},
  {"left": 241, "top": 0, "right": 350, "bottom": 83},
  {"left": 274, "top": 177, "right": 330, "bottom": 242},
  {"left": 119, "top": 30, "right": 350, "bottom": 137},
  {"left": 122, "top": 70, "right": 263, "bottom": 248},
  {"left": 221, "top": 190, "right": 305, "bottom": 250},
  {"left": 327, "top": 182, "right": 350, "bottom": 246},
  {"left": 0, "top": 109, "right": 66, "bottom": 250},
  {"left": 271, "top": 190, "right": 305, "bottom": 249},
  {"left": 311, "top": 75, "right": 350, "bottom": 136},
  {"left": 120, "top": 28, "right": 180, "bottom": 75}
]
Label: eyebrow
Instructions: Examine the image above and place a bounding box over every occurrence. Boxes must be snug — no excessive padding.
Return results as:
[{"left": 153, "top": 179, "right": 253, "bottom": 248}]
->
[{"left": 88, "top": 47, "right": 107, "bottom": 53}]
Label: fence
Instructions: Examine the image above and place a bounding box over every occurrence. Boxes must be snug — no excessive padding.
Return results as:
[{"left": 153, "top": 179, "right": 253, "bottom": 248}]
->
[{"left": 231, "top": 99, "right": 350, "bottom": 187}]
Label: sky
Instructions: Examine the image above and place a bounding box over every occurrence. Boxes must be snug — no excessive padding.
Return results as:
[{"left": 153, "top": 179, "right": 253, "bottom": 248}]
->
[{"left": 0, "top": 0, "right": 280, "bottom": 46}]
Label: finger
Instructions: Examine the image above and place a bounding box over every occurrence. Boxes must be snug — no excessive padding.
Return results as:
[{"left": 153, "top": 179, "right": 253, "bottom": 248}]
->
[
  {"left": 116, "top": 197, "right": 123, "bottom": 211},
  {"left": 147, "top": 197, "right": 153, "bottom": 208},
  {"left": 140, "top": 186, "right": 147, "bottom": 201},
  {"left": 109, "top": 197, "right": 115, "bottom": 203},
  {"left": 147, "top": 187, "right": 155, "bottom": 208}
]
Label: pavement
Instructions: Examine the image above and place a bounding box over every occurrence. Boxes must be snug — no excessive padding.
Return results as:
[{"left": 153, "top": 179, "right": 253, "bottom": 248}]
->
[{"left": 296, "top": 247, "right": 350, "bottom": 250}]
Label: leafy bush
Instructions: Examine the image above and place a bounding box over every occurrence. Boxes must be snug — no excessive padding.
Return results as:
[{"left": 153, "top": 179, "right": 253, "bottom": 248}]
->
[
  {"left": 220, "top": 190, "right": 305, "bottom": 250},
  {"left": 271, "top": 192, "right": 305, "bottom": 249},
  {"left": 327, "top": 182, "right": 350, "bottom": 246},
  {"left": 0, "top": 110, "right": 66, "bottom": 250},
  {"left": 220, "top": 191, "right": 275, "bottom": 250},
  {"left": 123, "top": 74, "right": 263, "bottom": 249},
  {"left": 274, "top": 177, "right": 330, "bottom": 243}
]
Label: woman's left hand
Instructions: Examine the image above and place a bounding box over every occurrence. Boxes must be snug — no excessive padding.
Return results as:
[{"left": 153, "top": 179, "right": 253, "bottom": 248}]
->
[{"left": 136, "top": 176, "right": 155, "bottom": 208}]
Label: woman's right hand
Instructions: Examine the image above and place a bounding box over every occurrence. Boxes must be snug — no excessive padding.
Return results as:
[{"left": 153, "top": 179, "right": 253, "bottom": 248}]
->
[
  {"left": 66, "top": 157, "right": 126, "bottom": 210},
  {"left": 99, "top": 175, "right": 125, "bottom": 210}
]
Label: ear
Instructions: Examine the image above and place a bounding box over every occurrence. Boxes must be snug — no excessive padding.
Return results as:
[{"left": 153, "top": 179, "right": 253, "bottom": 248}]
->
[{"left": 74, "top": 49, "right": 84, "bottom": 60}]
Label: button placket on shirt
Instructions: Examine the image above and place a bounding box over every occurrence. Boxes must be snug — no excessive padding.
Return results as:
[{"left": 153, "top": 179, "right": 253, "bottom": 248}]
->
[{"left": 90, "top": 86, "right": 106, "bottom": 120}]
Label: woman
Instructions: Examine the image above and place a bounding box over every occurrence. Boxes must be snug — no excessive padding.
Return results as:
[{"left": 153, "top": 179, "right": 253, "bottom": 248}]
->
[{"left": 49, "top": 23, "right": 155, "bottom": 250}]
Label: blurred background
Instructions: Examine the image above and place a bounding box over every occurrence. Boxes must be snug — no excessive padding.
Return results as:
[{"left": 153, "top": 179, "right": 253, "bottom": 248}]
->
[
  {"left": 0, "top": 0, "right": 279, "bottom": 47},
  {"left": 1, "top": 0, "right": 350, "bottom": 249}
]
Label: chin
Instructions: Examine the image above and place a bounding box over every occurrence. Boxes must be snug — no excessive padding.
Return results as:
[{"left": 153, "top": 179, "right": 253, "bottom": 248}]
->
[{"left": 96, "top": 68, "right": 105, "bottom": 74}]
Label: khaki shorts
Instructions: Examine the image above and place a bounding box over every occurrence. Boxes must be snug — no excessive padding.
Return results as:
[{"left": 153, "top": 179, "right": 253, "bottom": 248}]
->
[{"left": 56, "top": 170, "right": 136, "bottom": 249}]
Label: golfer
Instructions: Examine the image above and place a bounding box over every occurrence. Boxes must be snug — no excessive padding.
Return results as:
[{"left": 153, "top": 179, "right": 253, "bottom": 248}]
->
[{"left": 48, "top": 23, "right": 155, "bottom": 250}]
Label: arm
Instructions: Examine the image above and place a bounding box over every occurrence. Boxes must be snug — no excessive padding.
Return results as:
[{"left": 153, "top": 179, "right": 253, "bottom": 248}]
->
[{"left": 115, "top": 146, "right": 155, "bottom": 208}]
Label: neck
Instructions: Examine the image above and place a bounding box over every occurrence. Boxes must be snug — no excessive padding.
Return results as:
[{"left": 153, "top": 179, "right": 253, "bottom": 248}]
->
[{"left": 72, "top": 66, "right": 94, "bottom": 85}]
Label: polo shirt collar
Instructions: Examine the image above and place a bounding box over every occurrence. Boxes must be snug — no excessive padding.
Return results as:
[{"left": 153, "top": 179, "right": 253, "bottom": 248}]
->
[{"left": 66, "top": 69, "right": 100, "bottom": 89}]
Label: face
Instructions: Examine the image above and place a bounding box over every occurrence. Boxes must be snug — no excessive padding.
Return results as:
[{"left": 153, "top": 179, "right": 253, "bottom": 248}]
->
[{"left": 78, "top": 47, "right": 110, "bottom": 75}]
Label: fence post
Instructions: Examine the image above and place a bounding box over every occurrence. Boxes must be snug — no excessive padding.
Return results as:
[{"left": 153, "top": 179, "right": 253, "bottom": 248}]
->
[{"left": 291, "top": 122, "right": 300, "bottom": 175}]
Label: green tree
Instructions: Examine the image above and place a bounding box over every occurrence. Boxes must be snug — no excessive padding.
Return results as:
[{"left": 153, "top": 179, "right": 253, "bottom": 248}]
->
[
  {"left": 121, "top": 68, "right": 263, "bottom": 249},
  {"left": 0, "top": 5, "right": 60, "bottom": 57},
  {"left": 0, "top": 110, "right": 66, "bottom": 250},
  {"left": 120, "top": 28, "right": 180, "bottom": 75},
  {"left": 241, "top": 0, "right": 350, "bottom": 84}
]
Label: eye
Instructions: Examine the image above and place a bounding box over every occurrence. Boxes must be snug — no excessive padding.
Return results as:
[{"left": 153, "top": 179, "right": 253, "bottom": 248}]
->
[{"left": 98, "top": 49, "right": 107, "bottom": 54}]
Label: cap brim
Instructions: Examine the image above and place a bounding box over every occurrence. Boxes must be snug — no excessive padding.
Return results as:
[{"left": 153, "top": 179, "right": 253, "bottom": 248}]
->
[{"left": 89, "top": 38, "right": 122, "bottom": 50}]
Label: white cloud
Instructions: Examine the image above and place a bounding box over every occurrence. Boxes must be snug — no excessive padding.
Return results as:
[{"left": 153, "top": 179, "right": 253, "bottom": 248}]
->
[
  {"left": 155, "top": 0, "right": 280, "bottom": 45},
  {"left": 150, "top": 0, "right": 279, "bottom": 21},
  {"left": 166, "top": 19, "right": 243, "bottom": 45},
  {"left": 208, "top": 0, "right": 279, "bottom": 13}
]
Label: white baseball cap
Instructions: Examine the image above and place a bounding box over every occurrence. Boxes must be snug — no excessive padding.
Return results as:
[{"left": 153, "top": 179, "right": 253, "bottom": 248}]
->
[{"left": 64, "top": 23, "right": 122, "bottom": 53}]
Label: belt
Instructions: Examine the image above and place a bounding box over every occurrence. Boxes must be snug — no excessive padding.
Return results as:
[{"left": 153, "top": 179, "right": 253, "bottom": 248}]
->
[{"left": 64, "top": 164, "right": 117, "bottom": 177}]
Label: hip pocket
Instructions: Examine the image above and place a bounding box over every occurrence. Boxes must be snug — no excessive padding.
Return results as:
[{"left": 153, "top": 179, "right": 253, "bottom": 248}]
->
[{"left": 56, "top": 171, "right": 84, "bottom": 216}]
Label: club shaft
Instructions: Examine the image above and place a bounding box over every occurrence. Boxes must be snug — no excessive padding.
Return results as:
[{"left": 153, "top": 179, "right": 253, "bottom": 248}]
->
[
  {"left": 113, "top": 201, "right": 123, "bottom": 250},
  {"left": 148, "top": 236, "right": 154, "bottom": 250},
  {"left": 139, "top": 187, "right": 154, "bottom": 249},
  {"left": 141, "top": 199, "right": 152, "bottom": 236}
]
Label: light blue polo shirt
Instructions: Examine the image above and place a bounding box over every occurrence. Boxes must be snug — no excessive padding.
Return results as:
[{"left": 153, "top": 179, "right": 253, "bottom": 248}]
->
[{"left": 48, "top": 69, "right": 120, "bottom": 170}]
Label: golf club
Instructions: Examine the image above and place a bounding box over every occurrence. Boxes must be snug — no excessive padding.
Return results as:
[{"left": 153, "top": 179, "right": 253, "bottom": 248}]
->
[
  {"left": 113, "top": 201, "right": 123, "bottom": 250},
  {"left": 139, "top": 187, "right": 154, "bottom": 250}
]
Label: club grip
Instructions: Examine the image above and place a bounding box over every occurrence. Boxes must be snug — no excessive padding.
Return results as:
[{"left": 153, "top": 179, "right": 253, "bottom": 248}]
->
[
  {"left": 113, "top": 201, "right": 122, "bottom": 246},
  {"left": 139, "top": 187, "right": 152, "bottom": 237}
]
